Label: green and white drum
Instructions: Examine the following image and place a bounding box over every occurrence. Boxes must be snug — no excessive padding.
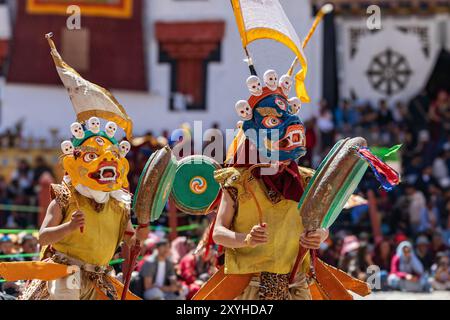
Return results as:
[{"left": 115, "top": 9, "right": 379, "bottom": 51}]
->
[
  {"left": 133, "top": 146, "right": 178, "bottom": 224},
  {"left": 298, "top": 137, "right": 369, "bottom": 230},
  {"left": 171, "top": 155, "right": 222, "bottom": 215}
]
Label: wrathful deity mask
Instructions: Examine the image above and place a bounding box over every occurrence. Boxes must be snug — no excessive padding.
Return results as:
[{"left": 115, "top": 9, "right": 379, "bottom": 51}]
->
[
  {"left": 61, "top": 117, "right": 131, "bottom": 192},
  {"left": 236, "top": 70, "right": 306, "bottom": 162}
]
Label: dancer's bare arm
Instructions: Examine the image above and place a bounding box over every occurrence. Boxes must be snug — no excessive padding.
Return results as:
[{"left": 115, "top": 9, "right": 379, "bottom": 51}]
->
[
  {"left": 213, "top": 191, "right": 268, "bottom": 248},
  {"left": 39, "top": 200, "right": 84, "bottom": 246}
]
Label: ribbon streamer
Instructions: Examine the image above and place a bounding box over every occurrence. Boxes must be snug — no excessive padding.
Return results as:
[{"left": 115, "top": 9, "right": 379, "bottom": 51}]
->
[{"left": 355, "top": 146, "right": 401, "bottom": 191}]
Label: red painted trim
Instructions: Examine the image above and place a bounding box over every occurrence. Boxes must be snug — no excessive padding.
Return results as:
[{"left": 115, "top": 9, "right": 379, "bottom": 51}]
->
[{"left": 247, "top": 87, "right": 287, "bottom": 109}]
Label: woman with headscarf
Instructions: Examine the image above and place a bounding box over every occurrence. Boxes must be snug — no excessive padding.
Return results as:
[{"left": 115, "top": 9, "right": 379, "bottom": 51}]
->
[{"left": 387, "top": 241, "right": 430, "bottom": 292}]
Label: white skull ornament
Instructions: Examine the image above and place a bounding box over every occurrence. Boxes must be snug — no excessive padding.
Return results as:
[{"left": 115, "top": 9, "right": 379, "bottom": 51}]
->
[
  {"left": 279, "top": 74, "right": 293, "bottom": 96},
  {"left": 88, "top": 117, "right": 101, "bottom": 134},
  {"left": 70, "top": 122, "right": 85, "bottom": 139},
  {"left": 246, "top": 75, "right": 262, "bottom": 96},
  {"left": 235, "top": 100, "right": 253, "bottom": 121},
  {"left": 105, "top": 121, "right": 117, "bottom": 138},
  {"left": 288, "top": 97, "right": 302, "bottom": 114},
  {"left": 61, "top": 140, "right": 74, "bottom": 155},
  {"left": 263, "top": 70, "right": 278, "bottom": 91},
  {"left": 119, "top": 141, "right": 131, "bottom": 158}
]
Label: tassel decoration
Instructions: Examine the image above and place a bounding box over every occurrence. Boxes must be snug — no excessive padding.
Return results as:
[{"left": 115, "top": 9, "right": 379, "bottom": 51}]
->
[{"left": 355, "top": 146, "right": 401, "bottom": 191}]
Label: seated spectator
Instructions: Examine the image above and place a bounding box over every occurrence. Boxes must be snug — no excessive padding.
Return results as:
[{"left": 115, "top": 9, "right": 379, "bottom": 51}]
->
[
  {"left": 19, "top": 234, "right": 39, "bottom": 261},
  {"left": 0, "top": 235, "right": 22, "bottom": 262},
  {"left": 319, "top": 237, "right": 343, "bottom": 267},
  {"left": 430, "top": 232, "right": 448, "bottom": 260},
  {"left": 415, "top": 166, "right": 440, "bottom": 198},
  {"left": 372, "top": 239, "right": 393, "bottom": 290},
  {"left": 334, "top": 99, "right": 358, "bottom": 134},
  {"left": 170, "top": 236, "right": 192, "bottom": 265},
  {"left": 408, "top": 89, "right": 430, "bottom": 134},
  {"left": 404, "top": 184, "right": 426, "bottom": 235},
  {"left": 139, "top": 239, "right": 183, "bottom": 300},
  {"left": 376, "top": 99, "right": 394, "bottom": 128},
  {"left": 417, "top": 200, "right": 440, "bottom": 235},
  {"left": 429, "top": 253, "right": 450, "bottom": 291},
  {"left": 415, "top": 236, "right": 434, "bottom": 273},
  {"left": 338, "top": 235, "right": 361, "bottom": 278},
  {"left": 432, "top": 150, "right": 450, "bottom": 188},
  {"left": 178, "top": 246, "right": 214, "bottom": 300},
  {"left": 317, "top": 100, "right": 335, "bottom": 153},
  {"left": 388, "top": 241, "right": 430, "bottom": 292}
]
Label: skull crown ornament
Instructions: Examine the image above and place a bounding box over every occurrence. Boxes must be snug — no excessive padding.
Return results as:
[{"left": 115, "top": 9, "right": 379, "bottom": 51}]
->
[
  {"left": 60, "top": 118, "right": 131, "bottom": 192},
  {"left": 234, "top": 69, "right": 305, "bottom": 162}
]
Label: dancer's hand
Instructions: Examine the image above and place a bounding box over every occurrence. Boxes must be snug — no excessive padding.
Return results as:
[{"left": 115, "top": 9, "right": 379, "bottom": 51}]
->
[
  {"left": 245, "top": 223, "right": 268, "bottom": 247},
  {"left": 68, "top": 210, "right": 85, "bottom": 232},
  {"left": 299, "top": 228, "right": 329, "bottom": 250}
]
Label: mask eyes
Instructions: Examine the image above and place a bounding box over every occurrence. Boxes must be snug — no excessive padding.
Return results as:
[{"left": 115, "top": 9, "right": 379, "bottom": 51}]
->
[
  {"left": 275, "top": 97, "right": 287, "bottom": 110},
  {"left": 83, "top": 152, "right": 99, "bottom": 163},
  {"left": 262, "top": 116, "right": 281, "bottom": 128}
]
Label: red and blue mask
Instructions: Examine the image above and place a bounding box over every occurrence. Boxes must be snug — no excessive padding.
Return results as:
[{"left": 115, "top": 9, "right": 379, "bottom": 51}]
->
[{"left": 235, "top": 70, "right": 306, "bottom": 162}]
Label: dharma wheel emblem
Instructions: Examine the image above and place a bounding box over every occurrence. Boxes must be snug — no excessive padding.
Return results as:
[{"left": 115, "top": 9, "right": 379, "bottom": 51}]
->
[{"left": 366, "top": 48, "right": 412, "bottom": 96}]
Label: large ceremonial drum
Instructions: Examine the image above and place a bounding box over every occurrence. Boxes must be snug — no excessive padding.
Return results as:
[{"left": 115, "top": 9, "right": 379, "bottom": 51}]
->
[
  {"left": 133, "top": 146, "right": 178, "bottom": 224},
  {"left": 170, "top": 155, "right": 222, "bottom": 215},
  {"left": 298, "top": 137, "right": 369, "bottom": 230}
]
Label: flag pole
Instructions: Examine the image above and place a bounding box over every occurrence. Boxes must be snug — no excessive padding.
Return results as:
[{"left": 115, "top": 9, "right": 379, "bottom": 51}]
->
[
  {"left": 243, "top": 46, "right": 258, "bottom": 76},
  {"left": 287, "top": 4, "right": 334, "bottom": 76}
]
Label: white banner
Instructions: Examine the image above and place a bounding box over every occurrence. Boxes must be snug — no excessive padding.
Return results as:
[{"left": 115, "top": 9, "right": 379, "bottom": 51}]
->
[{"left": 337, "top": 17, "right": 440, "bottom": 106}]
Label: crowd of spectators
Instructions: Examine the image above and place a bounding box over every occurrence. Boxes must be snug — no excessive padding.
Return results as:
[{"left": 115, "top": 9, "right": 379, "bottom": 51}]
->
[
  {"left": 1, "top": 88, "right": 450, "bottom": 299},
  {"left": 0, "top": 156, "right": 54, "bottom": 229},
  {"left": 314, "top": 89, "right": 450, "bottom": 293}
]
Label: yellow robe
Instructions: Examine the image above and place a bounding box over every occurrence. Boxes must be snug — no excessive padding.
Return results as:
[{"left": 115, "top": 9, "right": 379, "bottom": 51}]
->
[
  {"left": 214, "top": 166, "right": 313, "bottom": 275},
  {"left": 51, "top": 184, "right": 129, "bottom": 266}
]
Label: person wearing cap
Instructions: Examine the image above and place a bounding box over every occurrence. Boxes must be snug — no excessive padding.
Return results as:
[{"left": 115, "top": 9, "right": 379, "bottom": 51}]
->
[
  {"left": 415, "top": 235, "right": 433, "bottom": 272},
  {"left": 0, "top": 235, "right": 21, "bottom": 262}
]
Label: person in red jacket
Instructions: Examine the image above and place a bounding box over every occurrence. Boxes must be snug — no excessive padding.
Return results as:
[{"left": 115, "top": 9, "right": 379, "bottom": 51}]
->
[{"left": 178, "top": 247, "right": 215, "bottom": 300}]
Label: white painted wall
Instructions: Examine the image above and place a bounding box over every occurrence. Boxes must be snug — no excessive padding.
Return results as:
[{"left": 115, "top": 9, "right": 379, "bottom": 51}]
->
[
  {"left": 0, "top": 0, "right": 322, "bottom": 140},
  {"left": 0, "top": 5, "right": 12, "bottom": 39}
]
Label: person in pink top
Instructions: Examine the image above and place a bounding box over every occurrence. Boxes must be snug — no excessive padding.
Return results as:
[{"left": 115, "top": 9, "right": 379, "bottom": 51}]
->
[{"left": 388, "top": 241, "right": 431, "bottom": 292}]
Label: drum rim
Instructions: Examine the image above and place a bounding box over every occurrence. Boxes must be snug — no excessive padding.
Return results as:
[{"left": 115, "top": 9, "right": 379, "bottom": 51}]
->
[
  {"left": 298, "top": 137, "right": 368, "bottom": 231},
  {"left": 171, "top": 155, "right": 222, "bottom": 215},
  {"left": 132, "top": 146, "right": 177, "bottom": 224},
  {"left": 150, "top": 156, "right": 178, "bottom": 221}
]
